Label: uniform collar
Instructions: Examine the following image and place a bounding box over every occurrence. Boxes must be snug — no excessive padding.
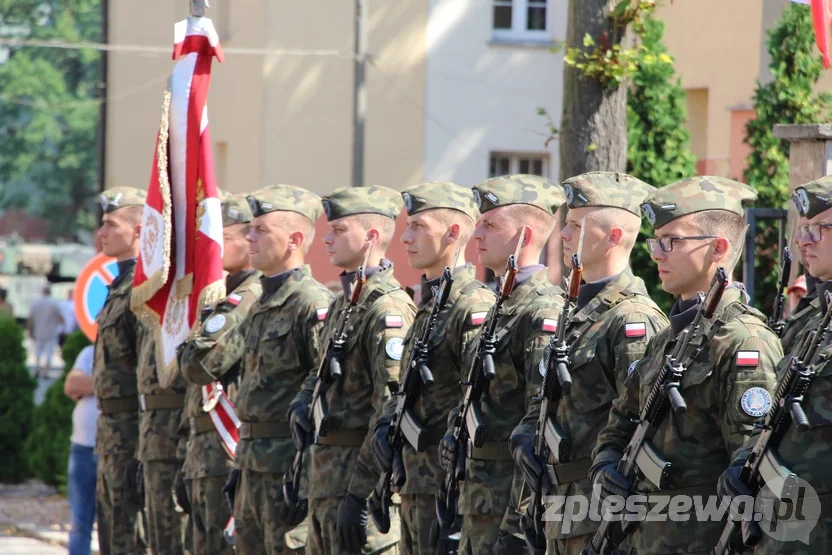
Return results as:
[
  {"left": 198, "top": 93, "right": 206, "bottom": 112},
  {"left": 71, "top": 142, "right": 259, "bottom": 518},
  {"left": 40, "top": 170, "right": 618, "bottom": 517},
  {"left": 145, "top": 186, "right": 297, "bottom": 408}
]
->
[
  {"left": 340, "top": 258, "right": 393, "bottom": 298},
  {"left": 419, "top": 263, "right": 472, "bottom": 307},
  {"left": 226, "top": 269, "right": 257, "bottom": 293},
  {"left": 577, "top": 272, "right": 619, "bottom": 310},
  {"left": 261, "top": 267, "right": 301, "bottom": 297},
  {"left": 111, "top": 258, "right": 136, "bottom": 289},
  {"left": 514, "top": 264, "right": 546, "bottom": 287},
  {"left": 817, "top": 279, "right": 832, "bottom": 313},
  {"left": 669, "top": 283, "right": 747, "bottom": 336}
]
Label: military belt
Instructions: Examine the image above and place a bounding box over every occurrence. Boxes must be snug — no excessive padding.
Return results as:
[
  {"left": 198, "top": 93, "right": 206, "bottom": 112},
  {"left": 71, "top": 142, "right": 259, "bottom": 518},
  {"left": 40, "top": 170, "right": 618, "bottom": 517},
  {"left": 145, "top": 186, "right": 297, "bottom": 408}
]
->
[
  {"left": 315, "top": 428, "right": 368, "bottom": 447},
  {"left": 139, "top": 393, "right": 186, "bottom": 412},
  {"left": 546, "top": 458, "right": 592, "bottom": 485},
  {"left": 238, "top": 421, "right": 291, "bottom": 439},
  {"left": 189, "top": 415, "right": 214, "bottom": 436},
  {"left": 469, "top": 440, "right": 512, "bottom": 461},
  {"left": 632, "top": 483, "right": 717, "bottom": 512},
  {"left": 98, "top": 396, "right": 139, "bottom": 415},
  {"left": 770, "top": 491, "right": 832, "bottom": 521}
]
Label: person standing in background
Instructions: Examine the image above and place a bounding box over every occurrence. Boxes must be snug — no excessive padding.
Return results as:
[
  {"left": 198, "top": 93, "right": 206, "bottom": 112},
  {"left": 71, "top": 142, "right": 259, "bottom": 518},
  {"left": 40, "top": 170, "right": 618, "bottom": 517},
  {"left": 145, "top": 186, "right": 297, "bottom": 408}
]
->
[
  {"left": 60, "top": 289, "right": 78, "bottom": 345},
  {"left": 0, "top": 288, "right": 13, "bottom": 319},
  {"left": 64, "top": 344, "right": 100, "bottom": 555},
  {"left": 28, "top": 286, "right": 64, "bottom": 378}
]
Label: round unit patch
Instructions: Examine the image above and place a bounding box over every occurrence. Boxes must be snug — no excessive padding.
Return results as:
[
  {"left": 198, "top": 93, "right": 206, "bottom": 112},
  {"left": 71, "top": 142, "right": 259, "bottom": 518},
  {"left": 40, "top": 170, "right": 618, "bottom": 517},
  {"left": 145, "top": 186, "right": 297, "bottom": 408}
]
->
[
  {"left": 740, "top": 387, "right": 772, "bottom": 417},
  {"left": 204, "top": 314, "right": 227, "bottom": 334},
  {"left": 386, "top": 337, "right": 404, "bottom": 361}
]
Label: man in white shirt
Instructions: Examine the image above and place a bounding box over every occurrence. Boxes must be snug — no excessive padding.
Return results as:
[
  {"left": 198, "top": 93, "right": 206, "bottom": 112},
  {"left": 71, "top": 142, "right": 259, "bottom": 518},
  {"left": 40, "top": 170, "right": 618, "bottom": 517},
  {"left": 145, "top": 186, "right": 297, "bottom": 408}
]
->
[
  {"left": 27, "top": 286, "right": 64, "bottom": 378},
  {"left": 59, "top": 289, "right": 78, "bottom": 345}
]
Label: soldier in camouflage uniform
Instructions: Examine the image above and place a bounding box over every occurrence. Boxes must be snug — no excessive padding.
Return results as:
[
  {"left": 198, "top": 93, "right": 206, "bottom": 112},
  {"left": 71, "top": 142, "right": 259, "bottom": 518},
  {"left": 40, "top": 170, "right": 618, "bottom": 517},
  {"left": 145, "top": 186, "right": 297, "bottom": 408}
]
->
[
  {"left": 370, "top": 182, "right": 496, "bottom": 555},
  {"left": 590, "top": 176, "right": 782, "bottom": 554},
  {"left": 509, "top": 173, "right": 669, "bottom": 555},
  {"left": 290, "top": 186, "right": 416, "bottom": 554},
  {"left": 780, "top": 213, "right": 820, "bottom": 356},
  {"left": 221, "top": 185, "right": 332, "bottom": 555},
  {"left": 719, "top": 177, "right": 832, "bottom": 554},
  {"left": 176, "top": 193, "right": 263, "bottom": 555},
  {"left": 93, "top": 187, "right": 147, "bottom": 555},
  {"left": 437, "top": 175, "right": 566, "bottom": 554}
]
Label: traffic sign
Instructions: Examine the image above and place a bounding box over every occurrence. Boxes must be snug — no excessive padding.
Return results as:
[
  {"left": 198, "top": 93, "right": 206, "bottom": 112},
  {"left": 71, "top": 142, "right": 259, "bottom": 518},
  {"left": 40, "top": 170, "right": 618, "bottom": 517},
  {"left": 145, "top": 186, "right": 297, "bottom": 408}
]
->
[{"left": 74, "top": 253, "right": 120, "bottom": 341}]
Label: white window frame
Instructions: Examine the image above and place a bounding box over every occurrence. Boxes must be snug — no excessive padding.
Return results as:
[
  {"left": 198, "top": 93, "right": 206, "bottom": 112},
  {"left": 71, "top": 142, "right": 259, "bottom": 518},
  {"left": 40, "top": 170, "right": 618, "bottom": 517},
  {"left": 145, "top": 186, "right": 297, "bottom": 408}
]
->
[
  {"left": 491, "top": 0, "right": 554, "bottom": 42},
  {"left": 489, "top": 152, "right": 550, "bottom": 178}
]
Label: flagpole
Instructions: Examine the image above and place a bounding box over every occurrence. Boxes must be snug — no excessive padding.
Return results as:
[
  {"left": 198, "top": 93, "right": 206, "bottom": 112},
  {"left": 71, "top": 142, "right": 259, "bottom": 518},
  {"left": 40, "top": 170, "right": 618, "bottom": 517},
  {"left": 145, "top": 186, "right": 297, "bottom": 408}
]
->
[{"left": 351, "top": 0, "right": 367, "bottom": 187}]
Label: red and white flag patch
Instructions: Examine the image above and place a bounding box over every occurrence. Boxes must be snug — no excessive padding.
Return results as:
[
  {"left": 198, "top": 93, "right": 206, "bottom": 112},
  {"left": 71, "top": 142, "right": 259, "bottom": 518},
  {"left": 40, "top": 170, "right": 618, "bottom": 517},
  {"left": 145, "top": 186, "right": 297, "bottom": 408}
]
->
[
  {"left": 385, "top": 315, "right": 403, "bottom": 328},
  {"left": 227, "top": 293, "right": 242, "bottom": 306},
  {"left": 736, "top": 351, "right": 760, "bottom": 367},
  {"left": 470, "top": 311, "right": 488, "bottom": 326},
  {"left": 625, "top": 322, "right": 647, "bottom": 338},
  {"left": 542, "top": 318, "right": 558, "bottom": 333},
  {"left": 316, "top": 307, "right": 329, "bottom": 321}
]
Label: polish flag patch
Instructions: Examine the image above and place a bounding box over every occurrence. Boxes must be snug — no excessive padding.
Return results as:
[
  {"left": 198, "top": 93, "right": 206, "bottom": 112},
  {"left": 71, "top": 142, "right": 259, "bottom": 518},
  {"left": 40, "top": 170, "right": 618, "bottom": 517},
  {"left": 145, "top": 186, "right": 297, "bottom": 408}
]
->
[
  {"left": 470, "top": 312, "right": 488, "bottom": 326},
  {"left": 625, "top": 322, "right": 647, "bottom": 338},
  {"left": 227, "top": 293, "right": 242, "bottom": 306},
  {"left": 385, "top": 315, "right": 403, "bottom": 328},
  {"left": 542, "top": 318, "right": 558, "bottom": 333},
  {"left": 736, "top": 351, "right": 760, "bottom": 367},
  {"left": 316, "top": 307, "right": 329, "bottom": 321}
]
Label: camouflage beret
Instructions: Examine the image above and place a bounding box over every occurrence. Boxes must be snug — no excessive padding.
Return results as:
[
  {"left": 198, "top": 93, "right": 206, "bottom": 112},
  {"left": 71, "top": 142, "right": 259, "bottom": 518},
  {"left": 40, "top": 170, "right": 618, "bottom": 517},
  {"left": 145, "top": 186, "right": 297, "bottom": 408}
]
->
[
  {"left": 473, "top": 174, "right": 565, "bottom": 215},
  {"left": 563, "top": 172, "right": 656, "bottom": 216},
  {"left": 793, "top": 175, "right": 832, "bottom": 219},
  {"left": 246, "top": 185, "right": 323, "bottom": 222},
  {"left": 640, "top": 176, "right": 757, "bottom": 228},
  {"left": 401, "top": 182, "right": 479, "bottom": 222},
  {"left": 221, "top": 193, "right": 253, "bottom": 227},
  {"left": 322, "top": 185, "right": 403, "bottom": 221},
  {"left": 98, "top": 187, "right": 146, "bottom": 214}
]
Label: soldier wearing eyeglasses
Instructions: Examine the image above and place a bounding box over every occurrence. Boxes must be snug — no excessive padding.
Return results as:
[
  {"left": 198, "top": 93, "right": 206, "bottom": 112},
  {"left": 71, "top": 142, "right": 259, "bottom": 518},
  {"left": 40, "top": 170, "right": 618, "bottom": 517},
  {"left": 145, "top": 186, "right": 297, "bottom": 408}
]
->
[{"left": 590, "top": 176, "right": 781, "bottom": 554}]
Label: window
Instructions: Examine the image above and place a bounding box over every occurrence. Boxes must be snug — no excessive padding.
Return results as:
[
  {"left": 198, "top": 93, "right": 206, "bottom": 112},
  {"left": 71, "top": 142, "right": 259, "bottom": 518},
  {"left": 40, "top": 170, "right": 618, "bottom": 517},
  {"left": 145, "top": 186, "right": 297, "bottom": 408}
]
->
[
  {"left": 492, "top": 0, "right": 553, "bottom": 41},
  {"left": 489, "top": 153, "right": 548, "bottom": 178}
]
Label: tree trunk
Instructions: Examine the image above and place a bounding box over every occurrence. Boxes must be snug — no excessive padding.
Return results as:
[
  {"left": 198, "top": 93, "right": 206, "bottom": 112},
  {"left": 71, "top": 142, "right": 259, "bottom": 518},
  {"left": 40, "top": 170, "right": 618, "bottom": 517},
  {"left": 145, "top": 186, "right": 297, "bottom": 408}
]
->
[{"left": 559, "top": 0, "right": 629, "bottom": 180}]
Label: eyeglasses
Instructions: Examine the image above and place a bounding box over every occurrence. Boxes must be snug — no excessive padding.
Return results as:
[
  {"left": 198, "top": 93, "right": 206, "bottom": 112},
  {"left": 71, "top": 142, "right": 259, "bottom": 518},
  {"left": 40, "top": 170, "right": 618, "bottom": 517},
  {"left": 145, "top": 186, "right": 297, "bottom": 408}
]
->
[
  {"left": 797, "top": 223, "right": 832, "bottom": 243},
  {"left": 646, "top": 235, "right": 717, "bottom": 253}
]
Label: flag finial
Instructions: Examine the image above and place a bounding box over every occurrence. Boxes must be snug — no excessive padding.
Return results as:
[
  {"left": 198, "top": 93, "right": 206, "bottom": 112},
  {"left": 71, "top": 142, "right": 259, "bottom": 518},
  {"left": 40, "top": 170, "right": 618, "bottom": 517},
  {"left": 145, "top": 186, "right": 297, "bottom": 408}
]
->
[{"left": 191, "top": 0, "right": 209, "bottom": 17}]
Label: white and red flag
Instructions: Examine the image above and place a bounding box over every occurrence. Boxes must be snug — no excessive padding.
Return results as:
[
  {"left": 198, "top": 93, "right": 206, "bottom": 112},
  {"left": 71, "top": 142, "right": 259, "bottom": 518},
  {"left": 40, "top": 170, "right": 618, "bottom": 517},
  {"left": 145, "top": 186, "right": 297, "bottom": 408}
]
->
[
  {"left": 793, "top": 0, "right": 832, "bottom": 69},
  {"left": 132, "top": 8, "right": 226, "bottom": 387}
]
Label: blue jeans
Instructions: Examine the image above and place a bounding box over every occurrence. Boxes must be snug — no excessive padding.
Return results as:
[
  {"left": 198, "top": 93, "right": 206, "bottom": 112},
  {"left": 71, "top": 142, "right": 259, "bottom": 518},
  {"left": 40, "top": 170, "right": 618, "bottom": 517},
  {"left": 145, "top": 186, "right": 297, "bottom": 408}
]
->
[{"left": 68, "top": 443, "right": 98, "bottom": 555}]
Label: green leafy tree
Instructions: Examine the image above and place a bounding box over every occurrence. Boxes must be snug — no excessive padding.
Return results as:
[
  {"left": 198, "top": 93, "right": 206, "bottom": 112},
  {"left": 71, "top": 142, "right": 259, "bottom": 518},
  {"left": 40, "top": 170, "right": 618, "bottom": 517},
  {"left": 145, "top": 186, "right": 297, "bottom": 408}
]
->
[
  {"left": 0, "top": 315, "right": 36, "bottom": 482},
  {"left": 0, "top": 0, "right": 102, "bottom": 240},
  {"left": 626, "top": 15, "right": 697, "bottom": 312},
  {"left": 744, "top": 2, "right": 831, "bottom": 310}
]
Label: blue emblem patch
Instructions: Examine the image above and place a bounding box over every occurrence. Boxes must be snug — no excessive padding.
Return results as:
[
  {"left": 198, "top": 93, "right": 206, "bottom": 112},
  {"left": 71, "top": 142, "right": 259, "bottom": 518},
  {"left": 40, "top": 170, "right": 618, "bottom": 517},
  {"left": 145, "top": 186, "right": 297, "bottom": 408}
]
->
[
  {"left": 740, "top": 387, "right": 772, "bottom": 417},
  {"left": 627, "top": 360, "right": 639, "bottom": 378}
]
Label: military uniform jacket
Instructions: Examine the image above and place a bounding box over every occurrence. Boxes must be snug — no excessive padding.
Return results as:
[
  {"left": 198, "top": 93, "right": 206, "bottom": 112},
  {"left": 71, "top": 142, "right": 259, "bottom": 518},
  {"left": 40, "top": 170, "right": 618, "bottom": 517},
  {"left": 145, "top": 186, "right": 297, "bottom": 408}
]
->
[
  {"left": 393, "top": 265, "right": 495, "bottom": 497},
  {"left": 294, "top": 265, "right": 416, "bottom": 500},
  {"left": 234, "top": 265, "right": 332, "bottom": 475},
  {"left": 593, "top": 287, "right": 782, "bottom": 554},
  {"left": 178, "top": 270, "right": 262, "bottom": 480},
  {"left": 514, "top": 268, "right": 668, "bottom": 539},
  {"left": 452, "top": 268, "right": 563, "bottom": 529},
  {"left": 93, "top": 260, "right": 143, "bottom": 457},
  {"left": 781, "top": 293, "right": 820, "bottom": 356}
]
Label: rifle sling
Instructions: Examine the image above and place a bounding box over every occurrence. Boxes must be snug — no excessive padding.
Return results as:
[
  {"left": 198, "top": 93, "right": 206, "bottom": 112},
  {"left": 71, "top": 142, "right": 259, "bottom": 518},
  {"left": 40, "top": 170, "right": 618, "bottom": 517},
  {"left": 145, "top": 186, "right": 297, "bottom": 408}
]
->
[
  {"left": 547, "top": 458, "right": 592, "bottom": 485},
  {"left": 469, "top": 440, "right": 512, "bottom": 461}
]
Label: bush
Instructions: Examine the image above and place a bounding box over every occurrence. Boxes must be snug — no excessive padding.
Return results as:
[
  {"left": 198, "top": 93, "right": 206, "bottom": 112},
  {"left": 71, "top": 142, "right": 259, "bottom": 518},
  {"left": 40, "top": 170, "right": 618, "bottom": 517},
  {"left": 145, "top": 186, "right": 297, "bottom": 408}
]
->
[
  {"left": 0, "top": 315, "right": 36, "bottom": 482},
  {"left": 26, "top": 330, "right": 91, "bottom": 492}
]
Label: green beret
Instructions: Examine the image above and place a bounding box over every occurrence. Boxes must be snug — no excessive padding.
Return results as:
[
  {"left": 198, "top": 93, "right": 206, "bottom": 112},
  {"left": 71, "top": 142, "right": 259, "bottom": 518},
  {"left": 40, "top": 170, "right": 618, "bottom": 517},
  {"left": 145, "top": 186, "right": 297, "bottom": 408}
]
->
[
  {"left": 401, "top": 182, "right": 479, "bottom": 222},
  {"left": 473, "top": 174, "right": 565, "bottom": 216},
  {"left": 794, "top": 176, "right": 832, "bottom": 219},
  {"left": 98, "top": 187, "right": 146, "bottom": 214},
  {"left": 246, "top": 185, "right": 323, "bottom": 223},
  {"left": 640, "top": 176, "right": 757, "bottom": 228},
  {"left": 221, "top": 193, "right": 253, "bottom": 227},
  {"left": 322, "top": 185, "right": 403, "bottom": 222},
  {"left": 563, "top": 172, "right": 656, "bottom": 216}
]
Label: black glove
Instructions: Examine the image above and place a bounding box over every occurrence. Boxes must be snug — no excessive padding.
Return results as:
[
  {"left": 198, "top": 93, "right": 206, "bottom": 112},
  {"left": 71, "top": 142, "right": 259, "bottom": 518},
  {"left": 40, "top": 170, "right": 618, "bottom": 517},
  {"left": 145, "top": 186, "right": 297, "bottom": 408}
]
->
[
  {"left": 126, "top": 459, "right": 145, "bottom": 508},
  {"left": 439, "top": 434, "right": 459, "bottom": 476},
  {"left": 429, "top": 517, "right": 461, "bottom": 555},
  {"left": 492, "top": 530, "right": 528, "bottom": 554},
  {"left": 372, "top": 419, "right": 393, "bottom": 472},
  {"left": 223, "top": 469, "right": 240, "bottom": 512},
  {"left": 276, "top": 485, "right": 308, "bottom": 526},
  {"left": 288, "top": 403, "right": 313, "bottom": 452},
  {"left": 593, "top": 462, "right": 631, "bottom": 501},
  {"left": 336, "top": 493, "right": 369, "bottom": 553},
  {"left": 172, "top": 465, "right": 191, "bottom": 515},
  {"left": 511, "top": 434, "right": 544, "bottom": 494},
  {"left": 718, "top": 463, "right": 752, "bottom": 501}
]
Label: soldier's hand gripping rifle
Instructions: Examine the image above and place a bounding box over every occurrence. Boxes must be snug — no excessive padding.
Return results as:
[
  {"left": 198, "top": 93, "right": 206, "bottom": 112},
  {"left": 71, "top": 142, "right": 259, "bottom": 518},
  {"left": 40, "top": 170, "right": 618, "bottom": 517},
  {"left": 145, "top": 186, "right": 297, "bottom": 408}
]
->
[
  {"left": 435, "top": 226, "right": 528, "bottom": 531},
  {"left": 711, "top": 292, "right": 832, "bottom": 555},
  {"left": 768, "top": 233, "right": 793, "bottom": 337},
  {"left": 282, "top": 242, "right": 373, "bottom": 516},
  {"left": 582, "top": 267, "right": 730, "bottom": 555},
  {"left": 368, "top": 262, "right": 455, "bottom": 533}
]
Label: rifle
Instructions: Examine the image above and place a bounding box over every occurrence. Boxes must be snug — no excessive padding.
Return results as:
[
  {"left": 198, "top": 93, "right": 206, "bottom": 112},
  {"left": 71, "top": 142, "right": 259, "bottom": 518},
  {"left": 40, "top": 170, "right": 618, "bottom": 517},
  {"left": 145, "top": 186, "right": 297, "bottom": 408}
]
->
[
  {"left": 282, "top": 242, "right": 372, "bottom": 513},
  {"left": 710, "top": 293, "right": 831, "bottom": 555},
  {"left": 768, "top": 242, "right": 792, "bottom": 338},
  {"left": 435, "top": 226, "right": 528, "bottom": 530},
  {"left": 368, "top": 263, "right": 455, "bottom": 533},
  {"left": 582, "top": 267, "right": 730, "bottom": 555}
]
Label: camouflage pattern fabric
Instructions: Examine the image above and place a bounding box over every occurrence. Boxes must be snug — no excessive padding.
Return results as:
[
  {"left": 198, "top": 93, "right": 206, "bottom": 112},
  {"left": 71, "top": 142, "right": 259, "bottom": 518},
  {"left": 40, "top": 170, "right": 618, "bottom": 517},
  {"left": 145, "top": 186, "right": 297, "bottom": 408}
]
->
[
  {"left": 592, "top": 287, "right": 782, "bottom": 554},
  {"left": 398, "top": 494, "right": 435, "bottom": 555},
  {"left": 321, "top": 185, "right": 404, "bottom": 221},
  {"left": 561, "top": 172, "right": 656, "bottom": 216},
  {"left": 780, "top": 289, "right": 820, "bottom": 355},
  {"left": 143, "top": 459, "right": 185, "bottom": 555},
  {"left": 472, "top": 174, "right": 565, "bottom": 215},
  {"left": 95, "top": 453, "right": 143, "bottom": 555},
  {"left": 458, "top": 514, "right": 526, "bottom": 555},
  {"left": 306, "top": 497, "right": 400, "bottom": 555},
  {"left": 450, "top": 269, "right": 563, "bottom": 546},
  {"left": 189, "top": 475, "right": 233, "bottom": 555},
  {"left": 246, "top": 184, "right": 323, "bottom": 221},
  {"left": 639, "top": 175, "right": 757, "bottom": 228},
  {"left": 221, "top": 192, "right": 255, "bottom": 227},
  {"left": 513, "top": 268, "right": 668, "bottom": 539},
  {"left": 98, "top": 186, "right": 147, "bottom": 214},
  {"left": 401, "top": 181, "right": 479, "bottom": 222},
  {"left": 232, "top": 469, "right": 305, "bottom": 554},
  {"left": 793, "top": 174, "right": 832, "bottom": 219},
  {"left": 547, "top": 534, "right": 592, "bottom": 555}
]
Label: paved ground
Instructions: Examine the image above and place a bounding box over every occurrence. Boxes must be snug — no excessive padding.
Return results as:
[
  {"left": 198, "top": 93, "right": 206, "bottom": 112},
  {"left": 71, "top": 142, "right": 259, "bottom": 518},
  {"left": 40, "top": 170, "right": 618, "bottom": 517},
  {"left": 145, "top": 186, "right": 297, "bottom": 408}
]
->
[{"left": 0, "top": 533, "right": 68, "bottom": 555}]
